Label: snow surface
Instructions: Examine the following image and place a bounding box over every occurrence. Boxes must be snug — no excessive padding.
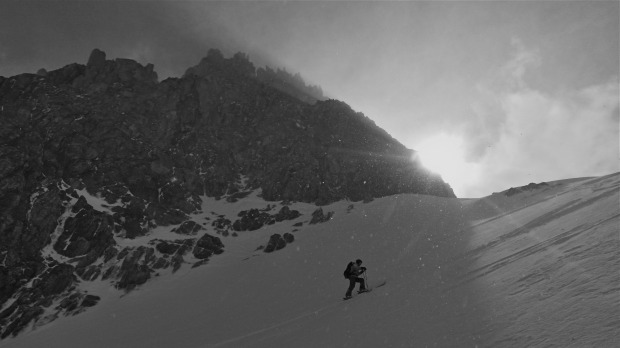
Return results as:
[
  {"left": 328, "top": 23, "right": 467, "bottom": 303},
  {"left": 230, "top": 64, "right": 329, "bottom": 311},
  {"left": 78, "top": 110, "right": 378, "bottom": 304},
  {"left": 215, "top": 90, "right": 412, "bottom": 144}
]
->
[{"left": 2, "top": 173, "right": 619, "bottom": 347}]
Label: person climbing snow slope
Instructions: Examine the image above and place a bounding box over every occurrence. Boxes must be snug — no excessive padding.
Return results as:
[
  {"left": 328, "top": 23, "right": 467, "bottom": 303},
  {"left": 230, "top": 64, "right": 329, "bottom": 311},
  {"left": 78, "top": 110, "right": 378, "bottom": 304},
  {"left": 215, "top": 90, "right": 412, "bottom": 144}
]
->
[{"left": 344, "top": 259, "right": 367, "bottom": 299}]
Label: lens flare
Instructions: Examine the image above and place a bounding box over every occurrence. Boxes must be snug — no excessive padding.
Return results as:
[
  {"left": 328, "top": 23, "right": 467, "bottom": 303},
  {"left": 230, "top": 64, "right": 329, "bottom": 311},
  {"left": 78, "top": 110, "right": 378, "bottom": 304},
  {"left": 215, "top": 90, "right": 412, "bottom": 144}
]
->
[{"left": 413, "top": 133, "right": 479, "bottom": 197}]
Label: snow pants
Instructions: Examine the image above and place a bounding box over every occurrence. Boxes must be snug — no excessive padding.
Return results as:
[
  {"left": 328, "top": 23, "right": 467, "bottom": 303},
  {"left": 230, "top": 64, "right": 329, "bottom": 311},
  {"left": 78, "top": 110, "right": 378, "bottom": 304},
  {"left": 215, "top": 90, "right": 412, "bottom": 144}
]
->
[{"left": 345, "top": 276, "right": 366, "bottom": 297}]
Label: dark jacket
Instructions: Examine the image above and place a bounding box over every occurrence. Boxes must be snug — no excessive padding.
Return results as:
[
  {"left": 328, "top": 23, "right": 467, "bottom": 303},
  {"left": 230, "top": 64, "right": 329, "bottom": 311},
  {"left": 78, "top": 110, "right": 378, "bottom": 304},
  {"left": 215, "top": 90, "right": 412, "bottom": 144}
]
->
[{"left": 349, "top": 263, "right": 365, "bottom": 278}]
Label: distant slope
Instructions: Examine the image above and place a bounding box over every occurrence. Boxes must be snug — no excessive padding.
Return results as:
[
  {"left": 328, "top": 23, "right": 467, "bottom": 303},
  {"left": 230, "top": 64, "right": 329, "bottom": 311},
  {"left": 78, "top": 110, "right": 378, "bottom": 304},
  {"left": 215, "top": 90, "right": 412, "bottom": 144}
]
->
[
  {"left": 2, "top": 172, "right": 617, "bottom": 347},
  {"left": 460, "top": 173, "right": 619, "bottom": 347}
]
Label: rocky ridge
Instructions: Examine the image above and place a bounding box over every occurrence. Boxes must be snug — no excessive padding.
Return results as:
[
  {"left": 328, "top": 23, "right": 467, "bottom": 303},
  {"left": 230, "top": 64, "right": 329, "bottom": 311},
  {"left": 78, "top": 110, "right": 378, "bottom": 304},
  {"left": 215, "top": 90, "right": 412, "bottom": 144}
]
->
[
  {"left": 504, "top": 182, "right": 549, "bottom": 196},
  {"left": 0, "top": 48, "right": 453, "bottom": 338}
]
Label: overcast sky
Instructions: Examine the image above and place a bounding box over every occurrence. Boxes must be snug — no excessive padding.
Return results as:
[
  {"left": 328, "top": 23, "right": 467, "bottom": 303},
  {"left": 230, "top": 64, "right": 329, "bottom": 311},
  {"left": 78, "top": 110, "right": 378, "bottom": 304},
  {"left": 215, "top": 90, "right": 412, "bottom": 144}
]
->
[{"left": 1, "top": 1, "right": 618, "bottom": 197}]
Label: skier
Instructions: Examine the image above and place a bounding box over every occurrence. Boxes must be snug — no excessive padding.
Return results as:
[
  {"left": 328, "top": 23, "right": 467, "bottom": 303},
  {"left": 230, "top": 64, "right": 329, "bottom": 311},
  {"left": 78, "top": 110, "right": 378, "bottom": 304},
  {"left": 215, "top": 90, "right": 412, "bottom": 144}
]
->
[{"left": 344, "top": 259, "right": 367, "bottom": 299}]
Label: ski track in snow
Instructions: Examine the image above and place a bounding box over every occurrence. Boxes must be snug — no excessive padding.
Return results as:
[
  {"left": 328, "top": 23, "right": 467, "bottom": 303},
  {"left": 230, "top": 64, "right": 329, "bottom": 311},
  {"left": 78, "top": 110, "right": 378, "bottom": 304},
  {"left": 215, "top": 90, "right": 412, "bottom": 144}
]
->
[
  {"left": 1, "top": 173, "right": 618, "bottom": 348},
  {"left": 207, "top": 301, "right": 343, "bottom": 347},
  {"left": 207, "top": 279, "right": 390, "bottom": 348}
]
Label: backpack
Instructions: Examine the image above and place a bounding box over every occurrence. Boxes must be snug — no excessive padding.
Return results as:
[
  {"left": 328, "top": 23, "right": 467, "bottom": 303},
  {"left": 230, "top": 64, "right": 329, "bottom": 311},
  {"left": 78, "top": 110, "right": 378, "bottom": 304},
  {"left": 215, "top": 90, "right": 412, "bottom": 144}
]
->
[{"left": 343, "top": 261, "right": 353, "bottom": 279}]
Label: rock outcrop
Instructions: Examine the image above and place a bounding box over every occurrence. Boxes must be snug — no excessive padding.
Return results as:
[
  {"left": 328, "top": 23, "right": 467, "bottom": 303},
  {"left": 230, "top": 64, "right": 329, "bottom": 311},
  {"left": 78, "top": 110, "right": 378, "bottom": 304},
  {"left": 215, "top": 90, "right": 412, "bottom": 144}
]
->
[
  {"left": 231, "top": 206, "right": 302, "bottom": 232},
  {"left": 504, "top": 182, "right": 549, "bottom": 196},
  {"left": 263, "top": 233, "right": 295, "bottom": 253},
  {"left": 0, "top": 48, "right": 454, "bottom": 338},
  {"left": 309, "top": 208, "right": 334, "bottom": 224}
]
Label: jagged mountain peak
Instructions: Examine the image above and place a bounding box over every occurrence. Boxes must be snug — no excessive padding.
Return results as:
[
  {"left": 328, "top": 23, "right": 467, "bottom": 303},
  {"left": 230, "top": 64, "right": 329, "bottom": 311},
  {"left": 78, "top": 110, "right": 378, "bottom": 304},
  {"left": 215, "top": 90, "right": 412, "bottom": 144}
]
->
[
  {"left": 0, "top": 48, "right": 455, "bottom": 338},
  {"left": 183, "top": 48, "right": 325, "bottom": 104}
]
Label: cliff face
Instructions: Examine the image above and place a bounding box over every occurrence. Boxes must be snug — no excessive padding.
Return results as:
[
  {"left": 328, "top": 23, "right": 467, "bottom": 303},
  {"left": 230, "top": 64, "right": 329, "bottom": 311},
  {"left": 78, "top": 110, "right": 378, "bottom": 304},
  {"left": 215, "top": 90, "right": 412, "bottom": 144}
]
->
[{"left": 0, "top": 48, "right": 453, "bottom": 337}]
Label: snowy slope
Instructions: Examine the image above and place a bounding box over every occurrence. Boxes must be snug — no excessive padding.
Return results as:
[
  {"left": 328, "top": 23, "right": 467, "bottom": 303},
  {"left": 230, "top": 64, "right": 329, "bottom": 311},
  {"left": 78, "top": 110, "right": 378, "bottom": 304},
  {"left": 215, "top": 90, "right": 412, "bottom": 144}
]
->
[{"left": 2, "top": 173, "right": 618, "bottom": 348}]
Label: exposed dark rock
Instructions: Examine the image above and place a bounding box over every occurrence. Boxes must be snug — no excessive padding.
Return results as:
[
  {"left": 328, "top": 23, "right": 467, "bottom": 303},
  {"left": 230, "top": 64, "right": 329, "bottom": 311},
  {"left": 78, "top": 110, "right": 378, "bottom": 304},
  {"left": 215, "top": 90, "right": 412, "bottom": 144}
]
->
[
  {"left": 263, "top": 234, "right": 287, "bottom": 253},
  {"left": 116, "top": 248, "right": 130, "bottom": 261},
  {"left": 232, "top": 206, "right": 302, "bottom": 232},
  {"left": 58, "top": 293, "right": 82, "bottom": 312},
  {"left": 0, "top": 302, "right": 18, "bottom": 321},
  {"left": 212, "top": 216, "right": 232, "bottom": 233},
  {"left": 47, "top": 63, "right": 85, "bottom": 85},
  {"left": 143, "top": 247, "right": 156, "bottom": 264},
  {"left": 172, "top": 220, "right": 202, "bottom": 235},
  {"left": 274, "top": 206, "right": 301, "bottom": 222},
  {"left": 117, "top": 264, "right": 150, "bottom": 291},
  {"left": 34, "top": 264, "right": 75, "bottom": 296},
  {"left": 103, "top": 248, "right": 118, "bottom": 262},
  {"left": 73, "top": 48, "right": 158, "bottom": 93},
  {"left": 122, "top": 218, "right": 145, "bottom": 239},
  {"left": 262, "top": 232, "right": 294, "bottom": 253},
  {"left": 0, "top": 262, "right": 77, "bottom": 338},
  {"left": 504, "top": 182, "right": 549, "bottom": 197},
  {"left": 309, "top": 208, "right": 334, "bottom": 224},
  {"left": 171, "top": 254, "right": 184, "bottom": 272},
  {"left": 111, "top": 246, "right": 167, "bottom": 290},
  {"left": 87, "top": 48, "right": 106, "bottom": 69},
  {"left": 26, "top": 186, "right": 65, "bottom": 257},
  {"left": 232, "top": 209, "right": 272, "bottom": 231},
  {"left": 176, "top": 239, "right": 195, "bottom": 256},
  {"left": 154, "top": 207, "right": 190, "bottom": 226},
  {"left": 152, "top": 257, "right": 169, "bottom": 269},
  {"left": 153, "top": 238, "right": 194, "bottom": 257},
  {"left": 283, "top": 233, "right": 294, "bottom": 244},
  {"left": 130, "top": 238, "right": 199, "bottom": 274},
  {"left": 193, "top": 233, "right": 224, "bottom": 259},
  {"left": 54, "top": 197, "right": 116, "bottom": 262},
  {"left": 80, "top": 294, "right": 100, "bottom": 307},
  {"left": 155, "top": 240, "right": 182, "bottom": 255},
  {"left": 226, "top": 191, "right": 252, "bottom": 202},
  {"left": 76, "top": 265, "right": 100, "bottom": 281},
  {"left": 1, "top": 306, "right": 45, "bottom": 338},
  {"left": 256, "top": 65, "right": 325, "bottom": 104},
  {"left": 101, "top": 266, "right": 117, "bottom": 280}
]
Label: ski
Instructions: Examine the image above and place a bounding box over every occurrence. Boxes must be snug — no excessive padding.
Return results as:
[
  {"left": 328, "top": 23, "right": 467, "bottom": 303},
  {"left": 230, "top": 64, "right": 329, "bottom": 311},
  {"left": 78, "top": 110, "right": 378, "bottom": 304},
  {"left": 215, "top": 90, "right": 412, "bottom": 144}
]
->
[{"left": 342, "top": 280, "right": 387, "bottom": 301}]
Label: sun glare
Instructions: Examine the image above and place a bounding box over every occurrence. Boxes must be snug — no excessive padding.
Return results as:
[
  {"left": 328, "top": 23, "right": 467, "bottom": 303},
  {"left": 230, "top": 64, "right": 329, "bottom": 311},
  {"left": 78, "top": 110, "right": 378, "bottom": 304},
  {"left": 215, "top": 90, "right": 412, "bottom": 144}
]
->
[{"left": 413, "top": 133, "right": 479, "bottom": 197}]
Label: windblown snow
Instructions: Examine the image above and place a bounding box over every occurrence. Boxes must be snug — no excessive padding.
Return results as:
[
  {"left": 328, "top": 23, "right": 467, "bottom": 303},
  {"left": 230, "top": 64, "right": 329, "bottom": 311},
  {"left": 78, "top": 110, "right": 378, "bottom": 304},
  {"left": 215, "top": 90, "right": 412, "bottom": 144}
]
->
[{"left": 2, "top": 173, "right": 618, "bottom": 348}]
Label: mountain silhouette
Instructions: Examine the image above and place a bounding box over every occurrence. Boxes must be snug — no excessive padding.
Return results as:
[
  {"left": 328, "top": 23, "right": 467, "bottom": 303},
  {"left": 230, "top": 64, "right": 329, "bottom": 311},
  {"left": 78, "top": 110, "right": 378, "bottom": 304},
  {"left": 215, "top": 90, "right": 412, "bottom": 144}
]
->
[{"left": 0, "top": 48, "right": 453, "bottom": 337}]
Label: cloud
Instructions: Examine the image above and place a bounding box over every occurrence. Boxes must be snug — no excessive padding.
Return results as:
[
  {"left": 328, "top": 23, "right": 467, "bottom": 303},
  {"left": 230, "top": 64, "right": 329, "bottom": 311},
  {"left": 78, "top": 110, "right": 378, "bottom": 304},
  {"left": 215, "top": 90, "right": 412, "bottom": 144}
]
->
[
  {"left": 464, "top": 38, "right": 542, "bottom": 161},
  {"left": 494, "top": 80, "right": 618, "bottom": 172},
  {"left": 461, "top": 38, "right": 619, "bottom": 197},
  {"left": 501, "top": 38, "right": 542, "bottom": 90}
]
